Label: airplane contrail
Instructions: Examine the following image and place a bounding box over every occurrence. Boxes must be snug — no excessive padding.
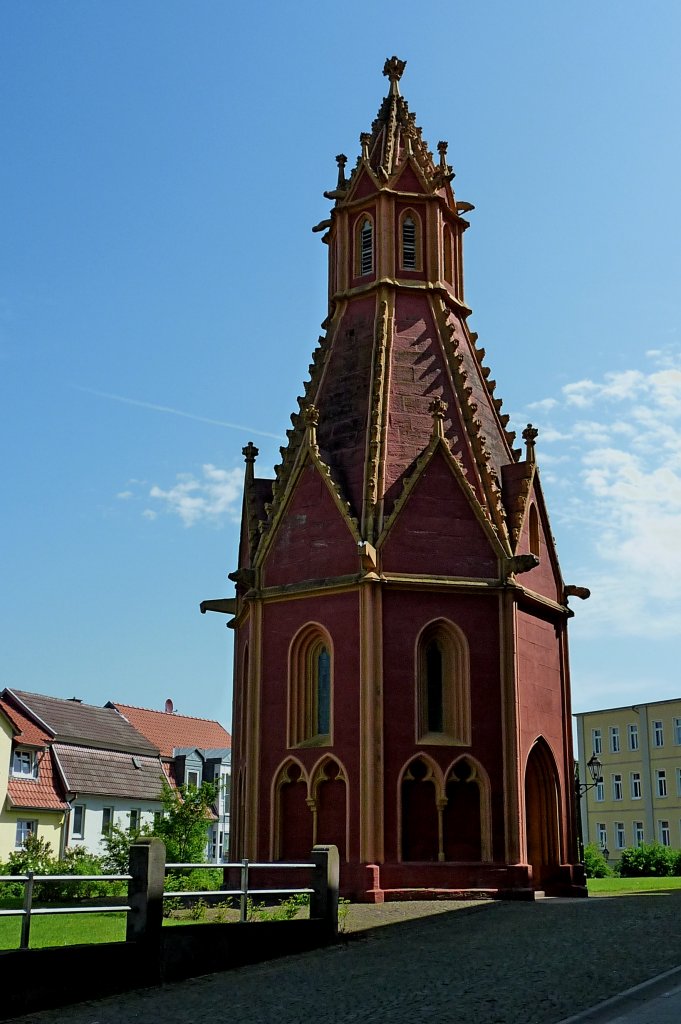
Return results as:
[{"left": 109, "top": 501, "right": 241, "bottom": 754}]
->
[{"left": 73, "top": 386, "right": 284, "bottom": 440}]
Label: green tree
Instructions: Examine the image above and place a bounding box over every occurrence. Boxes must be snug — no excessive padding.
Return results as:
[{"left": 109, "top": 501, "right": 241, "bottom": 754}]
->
[{"left": 153, "top": 780, "right": 217, "bottom": 863}]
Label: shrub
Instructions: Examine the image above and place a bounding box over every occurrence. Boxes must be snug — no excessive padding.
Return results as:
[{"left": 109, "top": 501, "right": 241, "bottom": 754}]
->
[
  {"left": 618, "top": 842, "right": 675, "bottom": 877},
  {"left": 582, "top": 843, "right": 611, "bottom": 878}
]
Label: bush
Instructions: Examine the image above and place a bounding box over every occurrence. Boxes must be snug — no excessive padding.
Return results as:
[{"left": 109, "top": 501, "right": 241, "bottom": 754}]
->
[
  {"left": 618, "top": 842, "right": 675, "bottom": 877},
  {"left": 583, "top": 842, "right": 611, "bottom": 878}
]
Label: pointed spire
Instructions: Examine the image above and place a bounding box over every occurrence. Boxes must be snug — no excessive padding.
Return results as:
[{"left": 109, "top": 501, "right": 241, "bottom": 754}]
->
[{"left": 522, "top": 423, "right": 539, "bottom": 464}]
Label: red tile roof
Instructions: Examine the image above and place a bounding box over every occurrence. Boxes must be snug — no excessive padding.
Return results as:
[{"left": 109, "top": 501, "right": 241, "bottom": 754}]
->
[
  {"left": 6, "top": 749, "right": 67, "bottom": 812},
  {"left": 111, "top": 703, "right": 231, "bottom": 760},
  {"left": 0, "top": 697, "right": 52, "bottom": 747}
]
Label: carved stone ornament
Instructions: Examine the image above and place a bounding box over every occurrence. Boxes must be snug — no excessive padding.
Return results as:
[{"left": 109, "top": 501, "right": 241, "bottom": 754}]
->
[
  {"left": 522, "top": 423, "right": 539, "bottom": 462},
  {"left": 242, "top": 441, "right": 259, "bottom": 464},
  {"left": 383, "top": 56, "right": 406, "bottom": 83}
]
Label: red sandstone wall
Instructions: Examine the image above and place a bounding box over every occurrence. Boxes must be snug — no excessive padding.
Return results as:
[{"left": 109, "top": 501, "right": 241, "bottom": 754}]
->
[
  {"left": 261, "top": 463, "right": 359, "bottom": 589},
  {"left": 381, "top": 447, "right": 498, "bottom": 577},
  {"left": 516, "top": 484, "right": 562, "bottom": 603},
  {"left": 255, "top": 591, "right": 361, "bottom": 861},
  {"left": 380, "top": 589, "right": 505, "bottom": 863}
]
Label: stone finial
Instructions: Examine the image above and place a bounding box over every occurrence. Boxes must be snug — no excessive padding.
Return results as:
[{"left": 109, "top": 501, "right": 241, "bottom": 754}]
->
[
  {"left": 437, "top": 140, "right": 448, "bottom": 168},
  {"left": 383, "top": 56, "right": 406, "bottom": 89},
  {"left": 360, "top": 132, "right": 371, "bottom": 161},
  {"left": 429, "top": 396, "right": 448, "bottom": 438},
  {"left": 242, "top": 441, "right": 259, "bottom": 464},
  {"left": 335, "top": 153, "right": 347, "bottom": 188},
  {"left": 304, "top": 404, "right": 320, "bottom": 451},
  {"left": 522, "top": 423, "right": 539, "bottom": 463}
]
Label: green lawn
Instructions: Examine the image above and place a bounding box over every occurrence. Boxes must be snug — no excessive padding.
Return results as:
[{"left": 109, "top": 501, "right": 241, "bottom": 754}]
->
[
  {"left": 588, "top": 875, "right": 681, "bottom": 895},
  {"left": 0, "top": 910, "right": 126, "bottom": 950}
]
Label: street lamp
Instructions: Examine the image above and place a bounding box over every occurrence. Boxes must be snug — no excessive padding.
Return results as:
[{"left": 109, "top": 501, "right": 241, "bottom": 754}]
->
[{"left": 575, "top": 752, "right": 604, "bottom": 862}]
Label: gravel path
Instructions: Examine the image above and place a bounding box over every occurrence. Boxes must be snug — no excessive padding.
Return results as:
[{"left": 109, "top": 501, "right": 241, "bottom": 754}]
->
[{"left": 8, "top": 891, "right": 681, "bottom": 1024}]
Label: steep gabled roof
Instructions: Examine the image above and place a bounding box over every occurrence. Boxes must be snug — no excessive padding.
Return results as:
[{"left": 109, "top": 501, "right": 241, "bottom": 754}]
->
[
  {"left": 8, "top": 690, "right": 158, "bottom": 756},
  {"left": 0, "top": 696, "right": 51, "bottom": 747},
  {"left": 110, "top": 702, "right": 231, "bottom": 761},
  {"left": 53, "top": 744, "right": 165, "bottom": 800}
]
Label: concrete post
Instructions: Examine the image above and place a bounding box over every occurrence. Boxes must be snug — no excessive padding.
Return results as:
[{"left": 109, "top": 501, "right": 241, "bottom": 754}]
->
[
  {"left": 126, "top": 838, "right": 166, "bottom": 952},
  {"left": 310, "top": 844, "right": 339, "bottom": 940}
]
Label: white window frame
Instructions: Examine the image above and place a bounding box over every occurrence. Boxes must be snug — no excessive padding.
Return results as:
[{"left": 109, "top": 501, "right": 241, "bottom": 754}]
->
[
  {"left": 677, "top": 768, "right": 681, "bottom": 797},
  {"left": 630, "top": 772, "right": 642, "bottom": 799},
  {"left": 656, "top": 769, "right": 667, "bottom": 798},
  {"left": 612, "top": 773, "right": 623, "bottom": 801},
  {"left": 186, "top": 769, "right": 200, "bottom": 789},
  {"left": 674, "top": 718, "right": 681, "bottom": 745},
  {"left": 659, "top": 819, "right": 671, "bottom": 846},
  {"left": 12, "top": 749, "right": 38, "bottom": 778},
  {"left": 595, "top": 780, "right": 604, "bottom": 802},
  {"left": 71, "top": 804, "right": 85, "bottom": 839},
  {"left": 101, "top": 807, "right": 114, "bottom": 835},
  {"left": 596, "top": 823, "right": 607, "bottom": 849},
  {"left": 592, "top": 729, "right": 602, "bottom": 755},
  {"left": 615, "top": 822, "right": 626, "bottom": 849},
  {"left": 610, "top": 726, "right": 620, "bottom": 753},
  {"left": 15, "top": 819, "right": 37, "bottom": 848},
  {"left": 628, "top": 723, "right": 639, "bottom": 751},
  {"left": 129, "top": 809, "right": 141, "bottom": 832},
  {"left": 633, "top": 821, "right": 644, "bottom": 846},
  {"left": 653, "top": 720, "right": 664, "bottom": 747}
]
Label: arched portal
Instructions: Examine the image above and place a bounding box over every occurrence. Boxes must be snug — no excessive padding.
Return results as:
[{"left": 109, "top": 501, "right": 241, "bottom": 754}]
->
[{"left": 525, "top": 740, "right": 561, "bottom": 889}]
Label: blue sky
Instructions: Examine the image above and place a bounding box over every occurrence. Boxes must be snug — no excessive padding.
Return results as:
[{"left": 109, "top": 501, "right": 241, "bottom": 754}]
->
[{"left": 2, "top": 2, "right": 680, "bottom": 726}]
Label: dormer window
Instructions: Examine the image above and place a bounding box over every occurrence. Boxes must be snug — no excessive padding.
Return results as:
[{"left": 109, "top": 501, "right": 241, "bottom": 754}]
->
[
  {"left": 360, "top": 217, "right": 373, "bottom": 275},
  {"left": 12, "top": 749, "right": 38, "bottom": 778}
]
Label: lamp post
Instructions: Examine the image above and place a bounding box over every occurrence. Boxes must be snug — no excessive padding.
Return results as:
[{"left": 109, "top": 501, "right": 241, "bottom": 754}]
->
[{"left": 575, "top": 753, "right": 604, "bottom": 863}]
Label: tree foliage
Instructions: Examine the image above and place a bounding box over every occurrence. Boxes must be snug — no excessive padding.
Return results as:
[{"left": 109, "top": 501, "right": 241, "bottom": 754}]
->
[{"left": 153, "top": 780, "right": 217, "bottom": 863}]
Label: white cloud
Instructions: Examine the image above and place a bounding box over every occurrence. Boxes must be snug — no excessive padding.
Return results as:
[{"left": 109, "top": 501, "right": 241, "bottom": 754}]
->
[
  {"left": 142, "top": 509, "right": 157, "bottom": 521},
  {"left": 518, "top": 347, "right": 681, "bottom": 638},
  {"left": 116, "top": 491, "right": 133, "bottom": 500},
  {"left": 147, "top": 464, "right": 244, "bottom": 527},
  {"left": 527, "top": 397, "right": 558, "bottom": 412}
]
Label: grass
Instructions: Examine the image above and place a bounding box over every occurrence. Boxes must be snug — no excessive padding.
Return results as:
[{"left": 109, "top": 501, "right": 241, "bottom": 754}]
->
[
  {"left": 588, "top": 875, "right": 681, "bottom": 895},
  {"left": 0, "top": 910, "right": 126, "bottom": 950}
]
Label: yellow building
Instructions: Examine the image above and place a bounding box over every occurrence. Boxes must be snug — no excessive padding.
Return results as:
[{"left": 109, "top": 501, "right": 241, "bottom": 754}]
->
[
  {"left": 0, "top": 698, "right": 66, "bottom": 862},
  {"left": 575, "top": 699, "right": 681, "bottom": 861}
]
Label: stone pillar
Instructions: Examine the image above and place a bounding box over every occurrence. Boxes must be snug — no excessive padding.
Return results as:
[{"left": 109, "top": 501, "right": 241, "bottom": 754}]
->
[
  {"left": 126, "top": 838, "right": 166, "bottom": 959},
  {"left": 310, "top": 844, "right": 339, "bottom": 940}
]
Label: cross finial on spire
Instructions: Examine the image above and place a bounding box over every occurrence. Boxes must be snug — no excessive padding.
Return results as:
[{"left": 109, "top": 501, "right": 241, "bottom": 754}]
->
[
  {"left": 522, "top": 423, "right": 539, "bottom": 463},
  {"left": 429, "top": 396, "right": 447, "bottom": 439},
  {"left": 383, "top": 56, "right": 406, "bottom": 95},
  {"left": 242, "top": 441, "right": 259, "bottom": 465}
]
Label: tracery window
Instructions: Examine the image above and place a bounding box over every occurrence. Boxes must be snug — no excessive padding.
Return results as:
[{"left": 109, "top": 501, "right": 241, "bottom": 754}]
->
[
  {"left": 289, "top": 625, "right": 333, "bottom": 747},
  {"left": 416, "top": 620, "right": 471, "bottom": 744}
]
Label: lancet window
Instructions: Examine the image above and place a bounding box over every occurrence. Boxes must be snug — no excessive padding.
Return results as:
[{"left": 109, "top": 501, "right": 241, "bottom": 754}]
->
[
  {"left": 289, "top": 625, "right": 333, "bottom": 747},
  {"left": 416, "top": 619, "right": 471, "bottom": 744}
]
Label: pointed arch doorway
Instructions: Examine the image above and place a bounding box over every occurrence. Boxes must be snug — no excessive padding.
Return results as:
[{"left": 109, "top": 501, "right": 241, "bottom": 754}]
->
[{"left": 525, "top": 740, "right": 561, "bottom": 890}]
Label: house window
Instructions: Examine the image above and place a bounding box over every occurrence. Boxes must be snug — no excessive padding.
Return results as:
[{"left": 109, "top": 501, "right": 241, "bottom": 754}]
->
[
  {"left": 612, "top": 774, "right": 623, "bottom": 801},
  {"left": 592, "top": 729, "right": 602, "bottom": 755},
  {"left": 615, "top": 823, "right": 625, "bottom": 849},
  {"left": 359, "top": 217, "right": 373, "bottom": 276},
  {"left": 129, "top": 809, "right": 141, "bottom": 832},
  {"left": 677, "top": 768, "right": 681, "bottom": 797},
  {"left": 528, "top": 503, "right": 540, "bottom": 558},
  {"left": 656, "top": 770, "right": 667, "bottom": 798},
  {"left": 674, "top": 718, "right": 681, "bottom": 745},
  {"left": 628, "top": 723, "right": 639, "bottom": 751},
  {"left": 595, "top": 780, "right": 604, "bottom": 802},
  {"left": 633, "top": 821, "right": 644, "bottom": 846},
  {"left": 400, "top": 212, "right": 419, "bottom": 270},
  {"left": 15, "top": 819, "right": 37, "bottom": 848},
  {"left": 596, "top": 823, "right": 607, "bottom": 849},
  {"left": 101, "top": 807, "right": 114, "bottom": 835},
  {"left": 71, "top": 805, "right": 85, "bottom": 840},
  {"left": 416, "top": 619, "right": 471, "bottom": 744},
  {"left": 653, "top": 720, "right": 664, "bottom": 747},
  {"left": 186, "top": 769, "right": 200, "bottom": 789},
  {"left": 659, "top": 820, "right": 671, "bottom": 847},
  {"left": 12, "top": 749, "right": 37, "bottom": 778},
  {"left": 630, "top": 772, "right": 642, "bottom": 799},
  {"left": 153, "top": 811, "right": 163, "bottom": 828},
  {"left": 289, "top": 624, "right": 333, "bottom": 747},
  {"left": 610, "top": 727, "right": 620, "bottom": 753}
]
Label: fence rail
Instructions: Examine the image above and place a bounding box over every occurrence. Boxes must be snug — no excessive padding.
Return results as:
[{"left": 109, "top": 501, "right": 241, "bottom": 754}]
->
[
  {"left": 164, "top": 858, "right": 316, "bottom": 921},
  {"left": 0, "top": 871, "right": 132, "bottom": 949}
]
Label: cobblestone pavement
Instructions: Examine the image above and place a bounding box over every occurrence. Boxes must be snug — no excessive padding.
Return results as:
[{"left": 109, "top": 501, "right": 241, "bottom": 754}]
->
[{"left": 8, "top": 892, "right": 681, "bottom": 1024}]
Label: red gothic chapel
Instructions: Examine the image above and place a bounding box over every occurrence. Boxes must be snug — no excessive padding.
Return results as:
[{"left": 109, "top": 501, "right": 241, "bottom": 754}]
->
[{"left": 216, "top": 58, "right": 589, "bottom": 900}]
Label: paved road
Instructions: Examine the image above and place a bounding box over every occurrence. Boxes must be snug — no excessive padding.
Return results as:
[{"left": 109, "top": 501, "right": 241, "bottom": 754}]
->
[{"left": 7, "top": 893, "right": 681, "bottom": 1024}]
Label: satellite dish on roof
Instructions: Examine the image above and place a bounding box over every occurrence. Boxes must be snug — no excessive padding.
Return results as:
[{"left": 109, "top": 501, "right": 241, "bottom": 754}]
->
[{"left": 165, "top": 698, "right": 174, "bottom": 714}]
